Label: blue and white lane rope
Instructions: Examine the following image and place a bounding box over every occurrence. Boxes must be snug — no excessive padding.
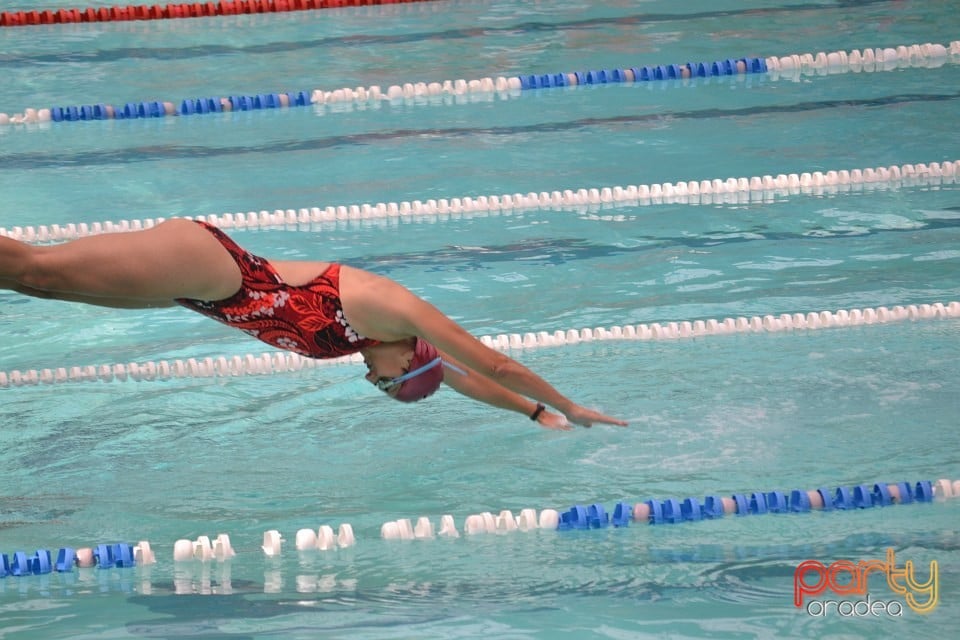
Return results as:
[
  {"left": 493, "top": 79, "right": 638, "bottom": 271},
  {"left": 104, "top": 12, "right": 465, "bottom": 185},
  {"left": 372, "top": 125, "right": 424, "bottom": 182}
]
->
[
  {"left": 1, "top": 301, "right": 957, "bottom": 388},
  {"left": 2, "top": 159, "right": 957, "bottom": 244},
  {"left": 2, "top": 478, "right": 958, "bottom": 578},
  {"left": 2, "top": 40, "right": 958, "bottom": 126}
]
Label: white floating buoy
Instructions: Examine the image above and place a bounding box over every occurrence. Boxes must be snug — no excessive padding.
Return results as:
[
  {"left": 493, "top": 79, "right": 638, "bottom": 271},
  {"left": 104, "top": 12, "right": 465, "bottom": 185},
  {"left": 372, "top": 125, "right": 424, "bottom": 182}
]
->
[
  {"left": 496, "top": 510, "right": 518, "bottom": 532},
  {"left": 932, "top": 479, "right": 953, "bottom": 501},
  {"left": 317, "top": 525, "right": 336, "bottom": 550},
  {"left": 414, "top": 516, "right": 434, "bottom": 539},
  {"left": 337, "top": 523, "right": 356, "bottom": 548},
  {"left": 213, "top": 534, "right": 235, "bottom": 560},
  {"left": 538, "top": 509, "right": 560, "bottom": 530},
  {"left": 296, "top": 528, "right": 318, "bottom": 550},
  {"left": 381, "top": 521, "right": 401, "bottom": 540},
  {"left": 261, "top": 530, "right": 282, "bottom": 557},
  {"left": 134, "top": 541, "right": 156, "bottom": 565},
  {"left": 194, "top": 536, "right": 214, "bottom": 562},
  {"left": 438, "top": 515, "right": 459, "bottom": 538},
  {"left": 396, "top": 518, "right": 415, "bottom": 540},
  {"left": 517, "top": 508, "right": 539, "bottom": 531},
  {"left": 173, "top": 539, "right": 195, "bottom": 562},
  {"left": 464, "top": 514, "right": 486, "bottom": 535}
]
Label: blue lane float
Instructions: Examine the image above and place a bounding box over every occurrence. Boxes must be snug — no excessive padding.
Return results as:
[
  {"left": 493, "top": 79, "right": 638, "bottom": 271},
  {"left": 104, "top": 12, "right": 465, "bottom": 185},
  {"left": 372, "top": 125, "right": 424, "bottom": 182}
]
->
[
  {"left": 518, "top": 57, "right": 768, "bottom": 89},
  {"left": 41, "top": 57, "right": 766, "bottom": 125},
  {"left": 559, "top": 480, "right": 937, "bottom": 532},
  {"left": 0, "top": 542, "right": 138, "bottom": 579}
]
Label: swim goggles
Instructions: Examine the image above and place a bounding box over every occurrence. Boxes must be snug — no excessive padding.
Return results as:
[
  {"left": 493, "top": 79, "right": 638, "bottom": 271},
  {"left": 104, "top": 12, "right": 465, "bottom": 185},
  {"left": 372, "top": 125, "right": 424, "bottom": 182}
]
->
[{"left": 375, "top": 356, "right": 443, "bottom": 391}]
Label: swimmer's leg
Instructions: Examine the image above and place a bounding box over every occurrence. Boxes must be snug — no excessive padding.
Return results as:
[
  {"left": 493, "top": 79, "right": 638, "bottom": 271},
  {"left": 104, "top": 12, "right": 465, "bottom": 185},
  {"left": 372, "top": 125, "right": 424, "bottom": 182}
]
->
[
  {"left": 0, "top": 219, "right": 241, "bottom": 303},
  {"left": 1, "top": 278, "right": 173, "bottom": 308}
]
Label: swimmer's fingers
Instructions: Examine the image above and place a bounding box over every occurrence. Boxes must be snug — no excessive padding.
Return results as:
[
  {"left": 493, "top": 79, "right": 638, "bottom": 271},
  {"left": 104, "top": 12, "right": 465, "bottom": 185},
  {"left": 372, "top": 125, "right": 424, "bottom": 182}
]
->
[{"left": 565, "top": 406, "right": 629, "bottom": 428}]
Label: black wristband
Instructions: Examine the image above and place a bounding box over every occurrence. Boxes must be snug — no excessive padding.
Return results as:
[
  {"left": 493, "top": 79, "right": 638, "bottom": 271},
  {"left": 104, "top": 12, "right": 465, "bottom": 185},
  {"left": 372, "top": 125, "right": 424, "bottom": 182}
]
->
[{"left": 529, "top": 403, "right": 546, "bottom": 421}]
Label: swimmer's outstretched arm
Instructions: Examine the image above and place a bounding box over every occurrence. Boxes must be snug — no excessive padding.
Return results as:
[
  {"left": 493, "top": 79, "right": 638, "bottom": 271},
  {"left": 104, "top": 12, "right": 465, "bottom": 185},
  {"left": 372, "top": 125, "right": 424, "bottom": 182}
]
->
[
  {"left": 437, "top": 352, "right": 574, "bottom": 430},
  {"left": 346, "top": 273, "right": 627, "bottom": 427}
]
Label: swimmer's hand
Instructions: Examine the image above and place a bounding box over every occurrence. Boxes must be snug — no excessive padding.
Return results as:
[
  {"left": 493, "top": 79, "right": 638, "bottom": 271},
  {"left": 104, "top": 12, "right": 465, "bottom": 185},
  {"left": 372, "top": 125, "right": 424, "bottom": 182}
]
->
[
  {"left": 563, "top": 405, "right": 629, "bottom": 428},
  {"left": 536, "top": 409, "right": 573, "bottom": 431}
]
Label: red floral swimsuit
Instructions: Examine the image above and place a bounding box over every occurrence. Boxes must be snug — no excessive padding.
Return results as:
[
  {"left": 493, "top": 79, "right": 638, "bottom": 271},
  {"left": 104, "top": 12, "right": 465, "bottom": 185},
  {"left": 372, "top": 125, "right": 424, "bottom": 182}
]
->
[{"left": 176, "top": 221, "right": 379, "bottom": 358}]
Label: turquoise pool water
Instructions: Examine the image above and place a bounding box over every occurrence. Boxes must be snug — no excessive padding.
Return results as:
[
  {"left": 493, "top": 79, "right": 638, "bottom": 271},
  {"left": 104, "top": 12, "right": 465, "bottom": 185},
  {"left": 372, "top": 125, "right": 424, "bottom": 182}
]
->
[{"left": 1, "top": 1, "right": 958, "bottom": 638}]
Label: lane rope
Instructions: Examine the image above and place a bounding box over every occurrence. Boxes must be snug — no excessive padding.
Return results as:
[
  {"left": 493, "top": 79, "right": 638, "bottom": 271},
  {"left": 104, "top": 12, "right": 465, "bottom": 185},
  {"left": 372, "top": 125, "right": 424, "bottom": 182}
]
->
[
  {"left": 1, "top": 301, "right": 956, "bottom": 388},
  {"left": 0, "top": 0, "right": 440, "bottom": 29},
  {"left": 1, "top": 159, "right": 956, "bottom": 244},
  {"left": 1, "top": 477, "right": 957, "bottom": 581},
  {"left": 2, "top": 40, "right": 958, "bottom": 127}
]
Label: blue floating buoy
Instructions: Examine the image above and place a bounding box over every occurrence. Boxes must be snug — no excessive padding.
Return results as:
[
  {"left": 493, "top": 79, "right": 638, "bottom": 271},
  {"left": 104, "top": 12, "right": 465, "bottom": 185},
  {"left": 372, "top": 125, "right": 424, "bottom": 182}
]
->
[
  {"left": 31, "top": 550, "right": 52, "bottom": 575},
  {"left": 50, "top": 107, "right": 64, "bottom": 122},
  {"left": 816, "top": 487, "right": 834, "bottom": 511},
  {"left": 749, "top": 492, "right": 768, "bottom": 514},
  {"left": 94, "top": 544, "right": 113, "bottom": 569},
  {"left": 587, "top": 503, "right": 609, "bottom": 528},
  {"left": 65, "top": 106, "right": 79, "bottom": 121},
  {"left": 572, "top": 71, "right": 586, "bottom": 85},
  {"left": 638, "top": 66, "right": 654, "bottom": 81},
  {"left": 611, "top": 502, "right": 631, "bottom": 527},
  {"left": 113, "top": 543, "right": 135, "bottom": 568},
  {"left": 748, "top": 57, "right": 767, "bottom": 73},
  {"left": 550, "top": 73, "right": 566, "bottom": 87},
  {"left": 645, "top": 499, "right": 664, "bottom": 524},
  {"left": 834, "top": 486, "right": 854, "bottom": 510},
  {"left": 690, "top": 62, "right": 708, "bottom": 77},
  {"left": 610, "top": 69, "right": 627, "bottom": 82},
  {"left": 585, "top": 69, "right": 609, "bottom": 84},
  {"left": 79, "top": 105, "right": 94, "bottom": 120},
  {"left": 680, "top": 497, "right": 702, "bottom": 521},
  {"left": 11, "top": 552, "right": 29, "bottom": 577},
  {"left": 666, "top": 64, "right": 682, "bottom": 79},
  {"left": 915, "top": 480, "right": 933, "bottom": 502},
  {"left": 872, "top": 483, "right": 892, "bottom": 506},
  {"left": 703, "top": 495, "right": 724, "bottom": 518},
  {"left": 662, "top": 498, "right": 682, "bottom": 524},
  {"left": 294, "top": 90, "right": 310, "bottom": 106},
  {"left": 852, "top": 484, "right": 874, "bottom": 508},
  {"left": 206, "top": 97, "right": 222, "bottom": 112},
  {"left": 627, "top": 67, "right": 641, "bottom": 82},
  {"left": 55, "top": 548, "right": 76, "bottom": 572},
  {"left": 0, "top": 553, "right": 10, "bottom": 578},
  {"left": 519, "top": 75, "right": 535, "bottom": 90},
  {"left": 123, "top": 103, "right": 139, "bottom": 119},
  {"left": 790, "top": 489, "right": 811, "bottom": 512},
  {"left": 895, "top": 482, "right": 914, "bottom": 504},
  {"left": 179, "top": 99, "right": 195, "bottom": 115},
  {"left": 560, "top": 505, "right": 590, "bottom": 530},
  {"left": 731, "top": 494, "right": 749, "bottom": 515},
  {"left": 766, "top": 491, "right": 788, "bottom": 513},
  {"left": 92, "top": 104, "right": 106, "bottom": 119}
]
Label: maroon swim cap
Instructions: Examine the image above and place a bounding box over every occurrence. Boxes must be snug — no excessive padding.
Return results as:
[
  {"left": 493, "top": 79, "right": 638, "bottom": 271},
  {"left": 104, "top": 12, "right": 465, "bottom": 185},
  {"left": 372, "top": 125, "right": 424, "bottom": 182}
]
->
[{"left": 393, "top": 338, "right": 444, "bottom": 403}]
